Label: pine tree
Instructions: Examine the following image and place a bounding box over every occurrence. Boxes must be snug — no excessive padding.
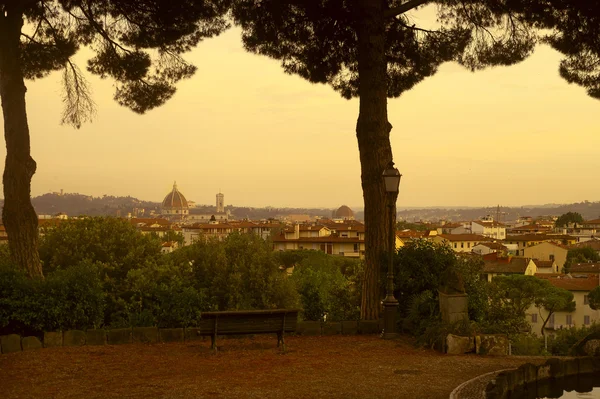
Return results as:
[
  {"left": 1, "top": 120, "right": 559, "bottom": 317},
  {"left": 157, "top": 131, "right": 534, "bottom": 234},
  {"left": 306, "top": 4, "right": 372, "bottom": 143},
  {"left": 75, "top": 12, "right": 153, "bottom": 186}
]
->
[
  {"left": 0, "top": 0, "right": 231, "bottom": 278},
  {"left": 231, "top": 0, "right": 536, "bottom": 319}
]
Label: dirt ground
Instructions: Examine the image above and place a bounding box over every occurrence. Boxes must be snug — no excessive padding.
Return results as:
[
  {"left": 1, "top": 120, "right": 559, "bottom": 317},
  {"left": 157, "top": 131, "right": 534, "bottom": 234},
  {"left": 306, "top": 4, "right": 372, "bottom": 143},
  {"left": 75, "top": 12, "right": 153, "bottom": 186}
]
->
[{"left": 0, "top": 335, "right": 541, "bottom": 399}]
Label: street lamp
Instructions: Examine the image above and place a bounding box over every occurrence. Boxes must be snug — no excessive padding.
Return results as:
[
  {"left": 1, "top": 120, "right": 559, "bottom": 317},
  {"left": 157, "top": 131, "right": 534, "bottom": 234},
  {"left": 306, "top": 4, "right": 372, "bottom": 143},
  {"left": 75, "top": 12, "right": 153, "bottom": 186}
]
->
[{"left": 382, "top": 161, "right": 401, "bottom": 339}]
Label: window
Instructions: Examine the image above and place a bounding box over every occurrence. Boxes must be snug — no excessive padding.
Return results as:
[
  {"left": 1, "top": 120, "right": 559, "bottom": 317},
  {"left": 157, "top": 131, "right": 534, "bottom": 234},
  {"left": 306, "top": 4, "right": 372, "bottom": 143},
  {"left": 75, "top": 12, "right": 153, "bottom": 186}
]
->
[
  {"left": 585, "top": 295, "right": 589, "bottom": 305},
  {"left": 454, "top": 243, "right": 457, "bottom": 248},
  {"left": 468, "top": 242, "right": 471, "bottom": 248},
  {"left": 566, "top": 315, "right": 573, "bottom": 325},
  {"left": 461, "top": 243, "right": 464, "bottom": 248},
  {"left": 549, "top": 254, "right": 555, "bottom": 261},
  {"left": 531, "top": 314, "right": 538, "bottom": 323},
  {"left": 585, "top": 315, "right": 591, "bottom": 325}
]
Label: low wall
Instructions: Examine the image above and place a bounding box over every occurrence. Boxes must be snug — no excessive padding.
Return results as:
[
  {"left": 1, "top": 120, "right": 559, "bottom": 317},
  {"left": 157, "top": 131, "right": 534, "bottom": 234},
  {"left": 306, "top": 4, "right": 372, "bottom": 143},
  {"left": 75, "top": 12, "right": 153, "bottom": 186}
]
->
[
  {"left": 485, "top": 357, "right": 600, "bottom": 399},
  {"left": 0, "top": 320, "right": 384, "bottom": 354}
]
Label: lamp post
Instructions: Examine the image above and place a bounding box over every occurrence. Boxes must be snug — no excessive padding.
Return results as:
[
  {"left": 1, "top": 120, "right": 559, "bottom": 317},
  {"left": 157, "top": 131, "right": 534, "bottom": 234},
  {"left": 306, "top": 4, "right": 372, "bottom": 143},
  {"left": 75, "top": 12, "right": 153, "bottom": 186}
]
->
[{"left": 382, "top": 161, "right": 401, "bottom": 339}]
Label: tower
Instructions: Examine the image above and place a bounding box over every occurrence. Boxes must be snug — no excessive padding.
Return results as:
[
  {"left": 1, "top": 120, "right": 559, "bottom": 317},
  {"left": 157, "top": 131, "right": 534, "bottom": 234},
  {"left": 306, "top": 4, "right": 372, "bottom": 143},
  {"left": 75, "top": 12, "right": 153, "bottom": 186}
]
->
[{"left": 216, "top": 192, "right": 224, "bottom": 213}]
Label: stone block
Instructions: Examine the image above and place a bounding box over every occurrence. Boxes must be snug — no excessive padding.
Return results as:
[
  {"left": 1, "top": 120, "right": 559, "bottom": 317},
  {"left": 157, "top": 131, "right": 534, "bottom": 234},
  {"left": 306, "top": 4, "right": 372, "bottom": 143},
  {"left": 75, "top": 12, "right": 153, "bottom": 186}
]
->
[
  {"left": 518, "top": 363, "right": 538, "bottom": 385},
  {"left": 358, "top": 320, "right": 379, "bottom": 335},
  {"left": 341, "top": 321, "right": 358, "bottom": 335},
  {"left": 476, "top": 334, "right": 508, "bottom": 356},
  {"left": 578, "top": 357, "right": 595, "bottom": 374},
  {"left": 591, "top": 356, "right": 600, "bottom": 372},
  {"left": 185, "top": 327, "right": 206, "bottom": 341},
  {"left": 583, "top": 339, "right": 600, "bottom": 356},
  {"left": 505, "top": 369, "right": 525, "bottom": 392},
  {"left": 322, "top": 322, "right": 341, "bottom": 336},
  {"left": 563, "top": 358, "right": 579, "bottom": 377},
  {"left": 133, "top": 327, "right": 159, "bottom": 343},
  {"left": 1, "top": 334, "right": 21, "bottom": 353},
  {"left": 439, "top": 291, "right": 468, "bottom": 324},
  {"left": 537, "top": 364, "right": 551, "bottom": 381},
  {"left": 160, "top": 328, "right": 184, "bottom": 342},
  {"left": 446, "top": 334, "right": 474, "bottom": 355},
  {"left": 545, "top": 358, "right": 564, "bottom": 379},
  {"left": 21, "top": 336, "right": 42, "bottom": 351},
  {"left": 63, "top": 330, "right": 86, "bottom": 346},
  {"left": 43, "top": 331, "right": 63, "bottom": 348},
  {"left": 86, "top": 329, "right": 107, "bottom": 346},
  {"left": 296, "top": 321, "right": 321, "bottom": 336},
  {"left": 107, "top": 328, "right": 132, "bottom": 345}
]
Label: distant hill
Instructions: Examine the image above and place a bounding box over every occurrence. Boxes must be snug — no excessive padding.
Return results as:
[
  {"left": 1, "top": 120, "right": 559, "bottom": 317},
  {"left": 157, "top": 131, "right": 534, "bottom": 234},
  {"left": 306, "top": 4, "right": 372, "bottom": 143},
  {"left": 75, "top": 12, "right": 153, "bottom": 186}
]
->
[
  {"left": 4, "top": 193, "right": 162, "bottom": 217},
  {"left": 397, "top": 201, "right": 600, "bottom": 223},
  {"left": 1, "top": 192, "right": 598, "bottom": 222},
  {"left": 0, "top": 193, "right": 336, "bottom": 220}
]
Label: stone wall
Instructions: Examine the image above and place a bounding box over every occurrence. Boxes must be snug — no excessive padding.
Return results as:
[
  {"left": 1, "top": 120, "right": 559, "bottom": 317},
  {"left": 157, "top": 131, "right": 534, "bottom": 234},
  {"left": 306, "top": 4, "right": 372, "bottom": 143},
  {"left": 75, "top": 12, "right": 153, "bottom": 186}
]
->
[
  {"left": 0, "top": 320, "right": 385, "bottom": 354},
  {"left": 485, "top": 357, "right": 600, "bottom": 399}
]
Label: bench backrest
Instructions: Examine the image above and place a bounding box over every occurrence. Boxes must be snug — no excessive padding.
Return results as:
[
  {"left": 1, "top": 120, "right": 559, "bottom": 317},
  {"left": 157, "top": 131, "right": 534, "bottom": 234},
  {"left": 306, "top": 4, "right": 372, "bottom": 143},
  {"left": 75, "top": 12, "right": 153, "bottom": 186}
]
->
[{"left": 197, "top": 309, "right": 300, "bottom": 336}]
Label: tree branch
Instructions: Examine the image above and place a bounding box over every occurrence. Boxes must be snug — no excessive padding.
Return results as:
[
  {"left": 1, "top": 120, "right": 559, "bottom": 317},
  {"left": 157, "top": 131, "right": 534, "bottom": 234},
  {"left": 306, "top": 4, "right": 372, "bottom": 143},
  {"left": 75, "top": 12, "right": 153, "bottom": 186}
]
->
[{"left": 385, "top": 0, "right": 431, "bottom": 18}]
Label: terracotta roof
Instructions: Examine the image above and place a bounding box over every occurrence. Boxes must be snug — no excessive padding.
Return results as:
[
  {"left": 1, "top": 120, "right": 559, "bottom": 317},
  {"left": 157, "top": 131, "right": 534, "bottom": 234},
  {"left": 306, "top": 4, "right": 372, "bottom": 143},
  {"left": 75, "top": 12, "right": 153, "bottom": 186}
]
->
[
  {"left": 533, "top": 260, "right": 554, "bottom": 268},
  {"left": 162, "top": 182, "right": 188, "bottom": 210},
  {"left": 472, "top": 220, "right": 505, "bottom": 227},
  {"left": 272, "top": 235, "right": 363, "bottom": 243},
  {"left": 183, "top": 223, "right": 235, "bottom": 230},
  {"left": 540, "top": 275, "right": 599, "bottom": 291},
  {"left": 505, "top": 234, "right": 575, "bottom": 242},
  {"left": 477, "top": 242, "right": 508, "bottom": 250},
  {"left": 570, "top": 240, "right": 600, "bottom": 251},
  {"left": 438, "top": 234, "right": 491, "bottom": 242},
  {"left": 130, "top": 218, "right": 170, "bottom": 226},
  {"left": 334, "top": 205, "right": 354, "bottom": 218},
  {"left": 483, "top": 257, "right": 531, "bottom": 274},
  {"left": 570, "top": 263, "right": 600, "bottom": 273},
  {"left": 396, "top": 229, "right": 426, "bottom": 238},
  {"left": 584, "top": 219, "right": 600, "bottom": 225},
  {"left": 509, "top": 224, "right": 552, "bottom": 232}
]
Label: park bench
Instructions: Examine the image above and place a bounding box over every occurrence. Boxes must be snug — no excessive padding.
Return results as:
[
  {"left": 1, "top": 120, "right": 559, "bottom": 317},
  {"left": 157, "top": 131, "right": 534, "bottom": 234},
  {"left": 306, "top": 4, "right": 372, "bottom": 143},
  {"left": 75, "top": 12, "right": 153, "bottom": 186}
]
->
[{"left": 196, "top": 309, "right": 300, "bottom": 352}]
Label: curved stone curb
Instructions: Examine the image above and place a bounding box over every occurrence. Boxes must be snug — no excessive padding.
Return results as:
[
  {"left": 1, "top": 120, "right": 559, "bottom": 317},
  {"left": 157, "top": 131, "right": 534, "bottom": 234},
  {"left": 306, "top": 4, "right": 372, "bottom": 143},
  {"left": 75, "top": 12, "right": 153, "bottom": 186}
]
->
[{"left": 449, "top": 368, "right": 514, "bottom": 399}]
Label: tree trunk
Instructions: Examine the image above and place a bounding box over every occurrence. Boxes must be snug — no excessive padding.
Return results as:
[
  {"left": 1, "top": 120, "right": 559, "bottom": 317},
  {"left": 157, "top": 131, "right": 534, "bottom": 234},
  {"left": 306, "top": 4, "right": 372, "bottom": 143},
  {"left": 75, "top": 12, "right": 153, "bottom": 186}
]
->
[
  {"left": 0, "top": 8, "right": 43, "bottom": 279},
  {"left": 356, "top": 0, "right": 395, "bottom": 320}
]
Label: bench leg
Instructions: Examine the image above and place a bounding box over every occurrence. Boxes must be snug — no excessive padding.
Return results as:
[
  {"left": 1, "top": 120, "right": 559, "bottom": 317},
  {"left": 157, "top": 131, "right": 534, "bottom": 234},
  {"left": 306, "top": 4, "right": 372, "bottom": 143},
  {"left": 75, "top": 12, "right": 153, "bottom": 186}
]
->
[
  {"left": 211, "top": 334, "right": 217, "bottom": 354},
  {"left": 277, "top": 332, "right": 286, "bottom": 353}
]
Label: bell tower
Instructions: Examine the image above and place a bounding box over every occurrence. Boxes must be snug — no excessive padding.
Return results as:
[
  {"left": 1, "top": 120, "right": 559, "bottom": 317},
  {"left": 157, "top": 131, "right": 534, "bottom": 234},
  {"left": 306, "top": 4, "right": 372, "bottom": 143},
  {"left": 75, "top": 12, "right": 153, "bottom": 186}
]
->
[{"left": 216, "top": 192, "right": 224, "bottom": 213}]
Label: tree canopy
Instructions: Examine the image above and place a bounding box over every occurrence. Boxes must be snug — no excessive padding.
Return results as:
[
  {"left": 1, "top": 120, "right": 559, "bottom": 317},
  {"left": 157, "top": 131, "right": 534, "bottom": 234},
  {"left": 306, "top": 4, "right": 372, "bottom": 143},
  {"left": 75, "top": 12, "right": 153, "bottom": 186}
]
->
[
  {"left": 231, "top": 0, "right": 537, "bottom": 320},
  {"left": 0, "top": 0, "right": 231, "bottom": 278},
  {"left": 518, "top": 0, "right": 600, "bottom": 99},
  {"left": 555, "top": 211, "right": 584, "bottom": 227}
]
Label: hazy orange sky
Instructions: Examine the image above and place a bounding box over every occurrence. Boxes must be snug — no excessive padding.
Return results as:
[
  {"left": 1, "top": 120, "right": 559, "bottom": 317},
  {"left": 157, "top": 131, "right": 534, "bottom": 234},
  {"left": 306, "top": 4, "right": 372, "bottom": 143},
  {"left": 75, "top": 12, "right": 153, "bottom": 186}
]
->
[{"left": 1, "top": 14, "right": 599, "bottom": 209}]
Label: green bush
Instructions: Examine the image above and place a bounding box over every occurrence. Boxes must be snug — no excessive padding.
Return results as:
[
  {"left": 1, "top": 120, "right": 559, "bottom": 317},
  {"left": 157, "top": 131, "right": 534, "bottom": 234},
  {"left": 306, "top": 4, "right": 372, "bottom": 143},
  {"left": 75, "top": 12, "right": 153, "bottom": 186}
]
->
[
  {"left": 510, "top": 334, "right": 544, "bottom": 356},
  {"left": 548, "top": 324, "right": 600, "bottom": 356},
  {"left": 289, "top": 251, "right": 361, "bottom": 321},
  {"left": 0, "top": 260, "right": 105, "bottom": 335}
]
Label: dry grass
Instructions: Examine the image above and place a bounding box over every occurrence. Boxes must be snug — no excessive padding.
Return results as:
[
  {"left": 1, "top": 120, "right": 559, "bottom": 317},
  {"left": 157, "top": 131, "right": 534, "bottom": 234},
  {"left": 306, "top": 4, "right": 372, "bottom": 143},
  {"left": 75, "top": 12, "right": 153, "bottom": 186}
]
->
[{"left": 0, "top": 335, "right": 540, "bottom": 399}]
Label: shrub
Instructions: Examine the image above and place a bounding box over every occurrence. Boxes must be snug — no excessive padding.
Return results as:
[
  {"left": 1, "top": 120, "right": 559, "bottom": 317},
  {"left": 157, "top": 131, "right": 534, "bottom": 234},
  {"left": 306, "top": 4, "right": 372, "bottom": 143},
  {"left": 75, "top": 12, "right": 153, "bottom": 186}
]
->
[
  {"left": 548, "top": 324, "right": 600, "bottom": 356},
  {"left": 0, "top": 260, "right": 105, "bottom": 335},
  {"left": 511, "top": 334, "right": 544, "bottom": 356}
]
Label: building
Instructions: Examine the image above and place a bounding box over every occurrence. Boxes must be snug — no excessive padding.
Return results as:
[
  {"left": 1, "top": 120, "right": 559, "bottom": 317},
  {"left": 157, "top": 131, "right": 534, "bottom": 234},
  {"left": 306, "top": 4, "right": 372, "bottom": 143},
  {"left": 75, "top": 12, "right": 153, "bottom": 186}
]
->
[
  {"left": 472, "top": 242, "right": 509, "bottom": 256},
  {"left": 161, "top": 182, "right": 189, "bottom": 217},
  {"left": 532, "top": 260, "right": 559, "bottom": 274},
  {"left": 505, "top": 234, "right": 576, "bottom": 257},
  {"left": 216, "top": 192, "right": 225, "bottom": 213},
  {"left": 332, "top": 205, "right": 355, "bottom": 221},
  {"left": 433, "top": 234, "right": 491, "bottom": 253},
  {"left": 481, "top": 255, "right": 537, "bottom": 282},
  {"left": 570, "top": 263, "right": 600, "bottom": 274},
  {"left": 471, "top": 220, "right": 506, "bottom": 240},
  {"left": 528, "top": 274, "right": 600, "bottom": 336},
  {"left": 522, "top": 241, "right": 569, "bottom": 272}
]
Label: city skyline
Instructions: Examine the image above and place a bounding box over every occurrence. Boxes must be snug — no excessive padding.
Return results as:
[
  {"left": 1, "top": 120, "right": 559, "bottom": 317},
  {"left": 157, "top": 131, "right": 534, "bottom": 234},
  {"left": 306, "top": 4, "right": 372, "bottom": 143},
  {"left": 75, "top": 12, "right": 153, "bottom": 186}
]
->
[{"left": 1, "top": 8, "right": 598, "bottom": 209}]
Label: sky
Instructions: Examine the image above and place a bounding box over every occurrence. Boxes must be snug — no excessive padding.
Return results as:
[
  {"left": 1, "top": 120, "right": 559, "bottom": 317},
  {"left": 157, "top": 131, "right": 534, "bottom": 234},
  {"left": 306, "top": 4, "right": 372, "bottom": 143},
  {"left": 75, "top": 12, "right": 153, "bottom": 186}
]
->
[{"left": 1, "top": 9, "right": 599, "bottom": 210}]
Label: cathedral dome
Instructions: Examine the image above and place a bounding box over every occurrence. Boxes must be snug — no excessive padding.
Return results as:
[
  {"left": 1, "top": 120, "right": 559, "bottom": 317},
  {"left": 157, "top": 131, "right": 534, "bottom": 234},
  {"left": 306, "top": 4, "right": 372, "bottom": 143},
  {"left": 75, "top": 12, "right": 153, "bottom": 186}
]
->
[
  {"left": 334, "top": 205, "right": 354, "bottom": 219},
  {"left": 162, "top": 182, "right": 189, "bottom": 215}
]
